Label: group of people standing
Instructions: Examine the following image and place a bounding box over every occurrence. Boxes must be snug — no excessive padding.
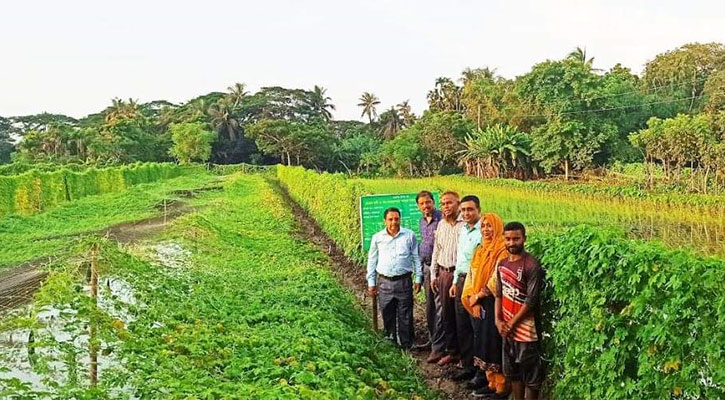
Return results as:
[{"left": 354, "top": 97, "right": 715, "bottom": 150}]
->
[{"left": 366, "top": 191, "right": 544, "bottom": 400}]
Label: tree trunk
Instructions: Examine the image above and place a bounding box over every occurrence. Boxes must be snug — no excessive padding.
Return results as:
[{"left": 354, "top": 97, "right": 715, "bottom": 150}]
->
[{"left": 564, "top": 159, "right": 569, "bottom": 181}]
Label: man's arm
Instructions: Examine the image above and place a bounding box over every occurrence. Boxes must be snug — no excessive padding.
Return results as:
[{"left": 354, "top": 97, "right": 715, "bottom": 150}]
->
[{"left": 366, "top": 235, "right": 379, "bottom": 288}]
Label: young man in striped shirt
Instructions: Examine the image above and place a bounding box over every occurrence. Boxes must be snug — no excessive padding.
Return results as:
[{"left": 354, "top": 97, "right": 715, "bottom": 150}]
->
[{"left": 495, "top": 221, "right": 543, "bottom": 400}]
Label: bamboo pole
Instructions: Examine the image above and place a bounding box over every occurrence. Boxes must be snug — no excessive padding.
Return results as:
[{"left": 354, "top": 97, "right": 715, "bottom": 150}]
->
[{"left": 89, "top": 244, "right": 99, "bottom": 387}]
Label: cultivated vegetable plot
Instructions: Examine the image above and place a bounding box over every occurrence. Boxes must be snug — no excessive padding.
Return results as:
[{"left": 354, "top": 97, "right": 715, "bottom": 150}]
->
[
  {"left": 1, "top": 174, "right": 433, "bottom": 399},
  {"left": 278, "top": 165, "right": 725, "bottom": 400}
]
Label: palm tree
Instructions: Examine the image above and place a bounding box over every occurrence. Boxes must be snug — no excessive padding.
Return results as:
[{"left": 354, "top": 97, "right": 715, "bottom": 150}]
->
[
  {"left": 396, "top": 100, "right": 415, "bottom": 127},
  {"left": 308, "top": 85, "right": 336, "bottom": 121},
  {"left": 567, "top": 46, "right": 595, "bottom": 69},
  {"left": 357, "top": 92, "right": 380, "bottom": 123},
  {"left": 227, "top": 83, "right": 249, "bottom": 108},
  {"left": 378, "top": 107, "right": 403, "bottom": 139},
  {"left": 460, "top": 67, "right": 496, "bottom": 85},
  {"left": 105, "top": 98, "right": 140, "bottom": 123},
  {"left": 458, "top": 124, "right": 533, "bottom": 179},
  {"left": 208, "top": 99, "right": 240, "bottom": 141},
  {"left": 427, "top": 78, "right": 463, "bottom": 112}
]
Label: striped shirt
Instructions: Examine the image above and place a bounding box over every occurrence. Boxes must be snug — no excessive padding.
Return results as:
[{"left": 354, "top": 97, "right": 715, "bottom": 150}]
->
[
  {"left": 430, "top": 215, "right": 464, "bottom": 281},
  {"left": 495, "top": 252, "right": 542, "bottom": 342}
]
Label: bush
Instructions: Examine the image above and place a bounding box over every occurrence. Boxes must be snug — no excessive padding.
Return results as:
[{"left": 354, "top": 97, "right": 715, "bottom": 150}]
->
[
  {"left": 278, "top": 165, "right": 367, "bottom": 262},
  {"left": 529, "top": 226, "right": 725, "bottom": 399},
  {"left": 0, "top": 163, "right": 198, "bottom": 216}
]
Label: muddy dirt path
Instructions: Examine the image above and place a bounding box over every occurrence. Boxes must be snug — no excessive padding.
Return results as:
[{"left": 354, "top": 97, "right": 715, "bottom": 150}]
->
[
  {"left": 0, "top": 198, "right": 200, "bottom": 312},
  {"left": 271, "top": 179, "right": 472, "bottom": 400}
]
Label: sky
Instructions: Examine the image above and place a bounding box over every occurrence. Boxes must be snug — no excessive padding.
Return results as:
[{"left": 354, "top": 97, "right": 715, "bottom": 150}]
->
[{"left": 1, "top": 0, "right": 724, "bottom": 122}]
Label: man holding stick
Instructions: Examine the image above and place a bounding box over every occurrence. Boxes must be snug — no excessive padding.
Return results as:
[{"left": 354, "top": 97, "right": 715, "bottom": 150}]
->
[{"left": 366, "top": 207, "right": 423, "bottom": 349}]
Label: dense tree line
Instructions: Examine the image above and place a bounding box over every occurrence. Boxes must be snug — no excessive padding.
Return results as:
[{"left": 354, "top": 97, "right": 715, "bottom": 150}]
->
[{"left": 2, "top": 42, "right": 724, "bottom": 190}]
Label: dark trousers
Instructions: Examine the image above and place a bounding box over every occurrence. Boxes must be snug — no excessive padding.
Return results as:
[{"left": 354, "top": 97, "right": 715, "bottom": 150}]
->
[
  {"left": 455, "top": 274, "right": 474, "bottom": 371},
  {"left": 378, "top": 274, "right": 414, "bottom": 348},
  {"left": 437, "top": 268, "right": 458, "bottom": 354},
  {"left": 424, "top": 264, "right": 445, "bottom": 353}
]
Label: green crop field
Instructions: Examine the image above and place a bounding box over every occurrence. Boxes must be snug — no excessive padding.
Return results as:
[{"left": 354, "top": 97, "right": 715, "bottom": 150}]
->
[
  {"left": 1, "top": 163, "right": 724, "bottom": 399},
  {"left": 278, "top": 166, "right": 725, "bottom": 400},
  {"left": 1, "top": 170, "right": 433, "bottom": 399}
]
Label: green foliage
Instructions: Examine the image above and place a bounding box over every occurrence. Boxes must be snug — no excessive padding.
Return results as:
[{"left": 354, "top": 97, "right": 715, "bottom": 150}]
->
[
  {"left": 1, "top": 174, "right": 435, "bottom": 399},
  {"left": 0, "top": 172, "right": 218, "bottom": 268},
  {"left": 168, "top": 122, "right": 215, "bottom": 164},
  {"left": 528, "top": 226, "right": 725, "bottom": 399},
  {"left": 0, "top": 163, "right": 199, "bottom": 217},
  {"left": 279, "top": 166, "right": 725, "bottom": 399},
  {"left": 630, "top": 113, "right": 725, "bottom": 191},
  {"left": 516, "top": 59, "right": 619, "bottom": 175},
  {"left": 459, "top": 124, "right": 534, "bottom": 179},
  {"left": 277, "top": 166, "right": 367, "bottom": 262},
  {"left": 642, "top": 42, "right": 725, "bottom": 114}
]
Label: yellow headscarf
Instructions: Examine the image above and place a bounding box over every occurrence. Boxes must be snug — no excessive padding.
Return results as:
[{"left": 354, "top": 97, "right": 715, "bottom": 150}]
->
[{"left": 462, "top": 213, "right": 508, "bottom": 317}]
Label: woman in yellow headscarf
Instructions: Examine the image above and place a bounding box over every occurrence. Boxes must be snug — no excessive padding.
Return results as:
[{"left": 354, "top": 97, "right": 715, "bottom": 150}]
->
[{"left": 462, "top": 213, "right": 509, "bottom": 398}]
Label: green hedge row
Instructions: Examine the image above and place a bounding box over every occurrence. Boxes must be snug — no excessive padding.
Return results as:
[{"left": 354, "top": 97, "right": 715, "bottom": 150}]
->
[
  {"left": 0, "top": 163, "right": 200, "bottom": 216},
  {"left": 277, "top": 166, "right": 367, "bottom": 263},
  {"left": 0, "top": 162, "right": 89, "bottom": 176},
  {"left": 277, "top": 165, "right": 725, "bottom": 399}
]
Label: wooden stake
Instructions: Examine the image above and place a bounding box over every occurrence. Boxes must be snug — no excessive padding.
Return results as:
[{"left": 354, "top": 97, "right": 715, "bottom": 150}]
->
[
  {"left": 89, "top": 244, "right": 99, "bottom": 386},
  {"left": 371, "top": 294, "right": 379, "bottom": 331}
]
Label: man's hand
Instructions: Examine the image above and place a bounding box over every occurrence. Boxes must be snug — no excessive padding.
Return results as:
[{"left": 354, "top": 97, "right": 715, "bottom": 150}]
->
[
  {"left": 413, "top": 283, "right": 421, "bottom": 294},
  {"left": 449, "top": 284, "right": 458, "bottom": 298},
  {"left": 471, "top": 305, "right": 482, "bottom": 319},
  {"left": 496, "top": 321, "right": 513, "bottom": 338},
  {"left": 467, "top": 294, "right": 479, "bottom": 308},
  {"left": 431, "top": 278, "right": 438, "bottom": 294},
  {"left": 367, "top": 286, "right": 378, "bottom": 296}
]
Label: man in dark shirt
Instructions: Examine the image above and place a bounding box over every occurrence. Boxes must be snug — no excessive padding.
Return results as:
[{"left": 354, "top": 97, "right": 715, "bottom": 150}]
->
[
  {"left": 495, "top": 221, "right": 543, "bottom": 400},
  {"left": 416, "top": 191, "right": 443, "bottom": 352}
]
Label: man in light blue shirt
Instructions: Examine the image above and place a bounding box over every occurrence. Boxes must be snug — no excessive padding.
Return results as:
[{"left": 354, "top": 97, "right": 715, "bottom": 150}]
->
[
  {"left": 366, "top": 207, "right": 422, "bottom": 349},
  {"left": 448, "top": 195, "right": 482, "bottom": 382}
]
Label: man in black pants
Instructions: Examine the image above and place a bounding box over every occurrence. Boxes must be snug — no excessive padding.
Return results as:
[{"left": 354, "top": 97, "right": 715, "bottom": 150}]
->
[
  {"left": 366, "top": 207, "right": 423, "bottom": 348},
  {"left": 416, "top": 191, "right": 443, "bottom": 351},
  {"left": 449, "top": 195, "right": 482, "bottom": 382}
]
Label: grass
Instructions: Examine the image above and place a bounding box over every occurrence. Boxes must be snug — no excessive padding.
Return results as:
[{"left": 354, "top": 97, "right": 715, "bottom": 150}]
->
[{"left": 0, "top": 172, "right": 223, "bottom": 268}]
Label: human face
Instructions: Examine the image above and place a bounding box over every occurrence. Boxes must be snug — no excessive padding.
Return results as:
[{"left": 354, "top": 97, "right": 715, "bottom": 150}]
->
[
  {"left": 504, "top": 230, "right": 525, "bottom": 255},
  {"left": 440, "top": 194, "right": 460, "bottom": 219},
  {"left": 417, "top": 196, "right": 434, "bottom": 217},
  {"left": 384, "top": 211, "right": 401, "bottom": 235},
  {"left": 481, "top": 218, "right": 494, "bottom": 240},
  {"left": 460, "top": 201, "right": 480, "bottom": 226}
]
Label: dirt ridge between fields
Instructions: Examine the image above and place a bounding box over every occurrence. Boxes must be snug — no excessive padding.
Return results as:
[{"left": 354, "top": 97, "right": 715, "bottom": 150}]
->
[{"left": 270, "top": 178, "right": 473, "bottom": 400}]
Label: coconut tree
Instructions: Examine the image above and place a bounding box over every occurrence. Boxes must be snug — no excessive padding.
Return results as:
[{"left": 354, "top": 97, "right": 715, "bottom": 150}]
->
[
  {"left": 396, "top": 100, "right": 415, "bottom": 127},
  {"left": 358, "top": 92, "right": 380, "bottom": 123},
  {"left": 378, "top": 107, "right": 403, "bottom": 139},
  {"left": 567, "top": 46, "right": 595, "bottom": 69},
  {"left": 227, "top": 83, "right": 248, "bottom": 108},
  {"left": 308, "top": 85, "right": 336, "bottom": 121},
  {"left": 208, "top": 99, "right": 240, "bottom": 141}
]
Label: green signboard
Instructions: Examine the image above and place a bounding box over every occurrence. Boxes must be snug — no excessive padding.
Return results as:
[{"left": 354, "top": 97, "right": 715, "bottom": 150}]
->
[{"left": 359, "top": 192, "right": 440, "bottom": 252}]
